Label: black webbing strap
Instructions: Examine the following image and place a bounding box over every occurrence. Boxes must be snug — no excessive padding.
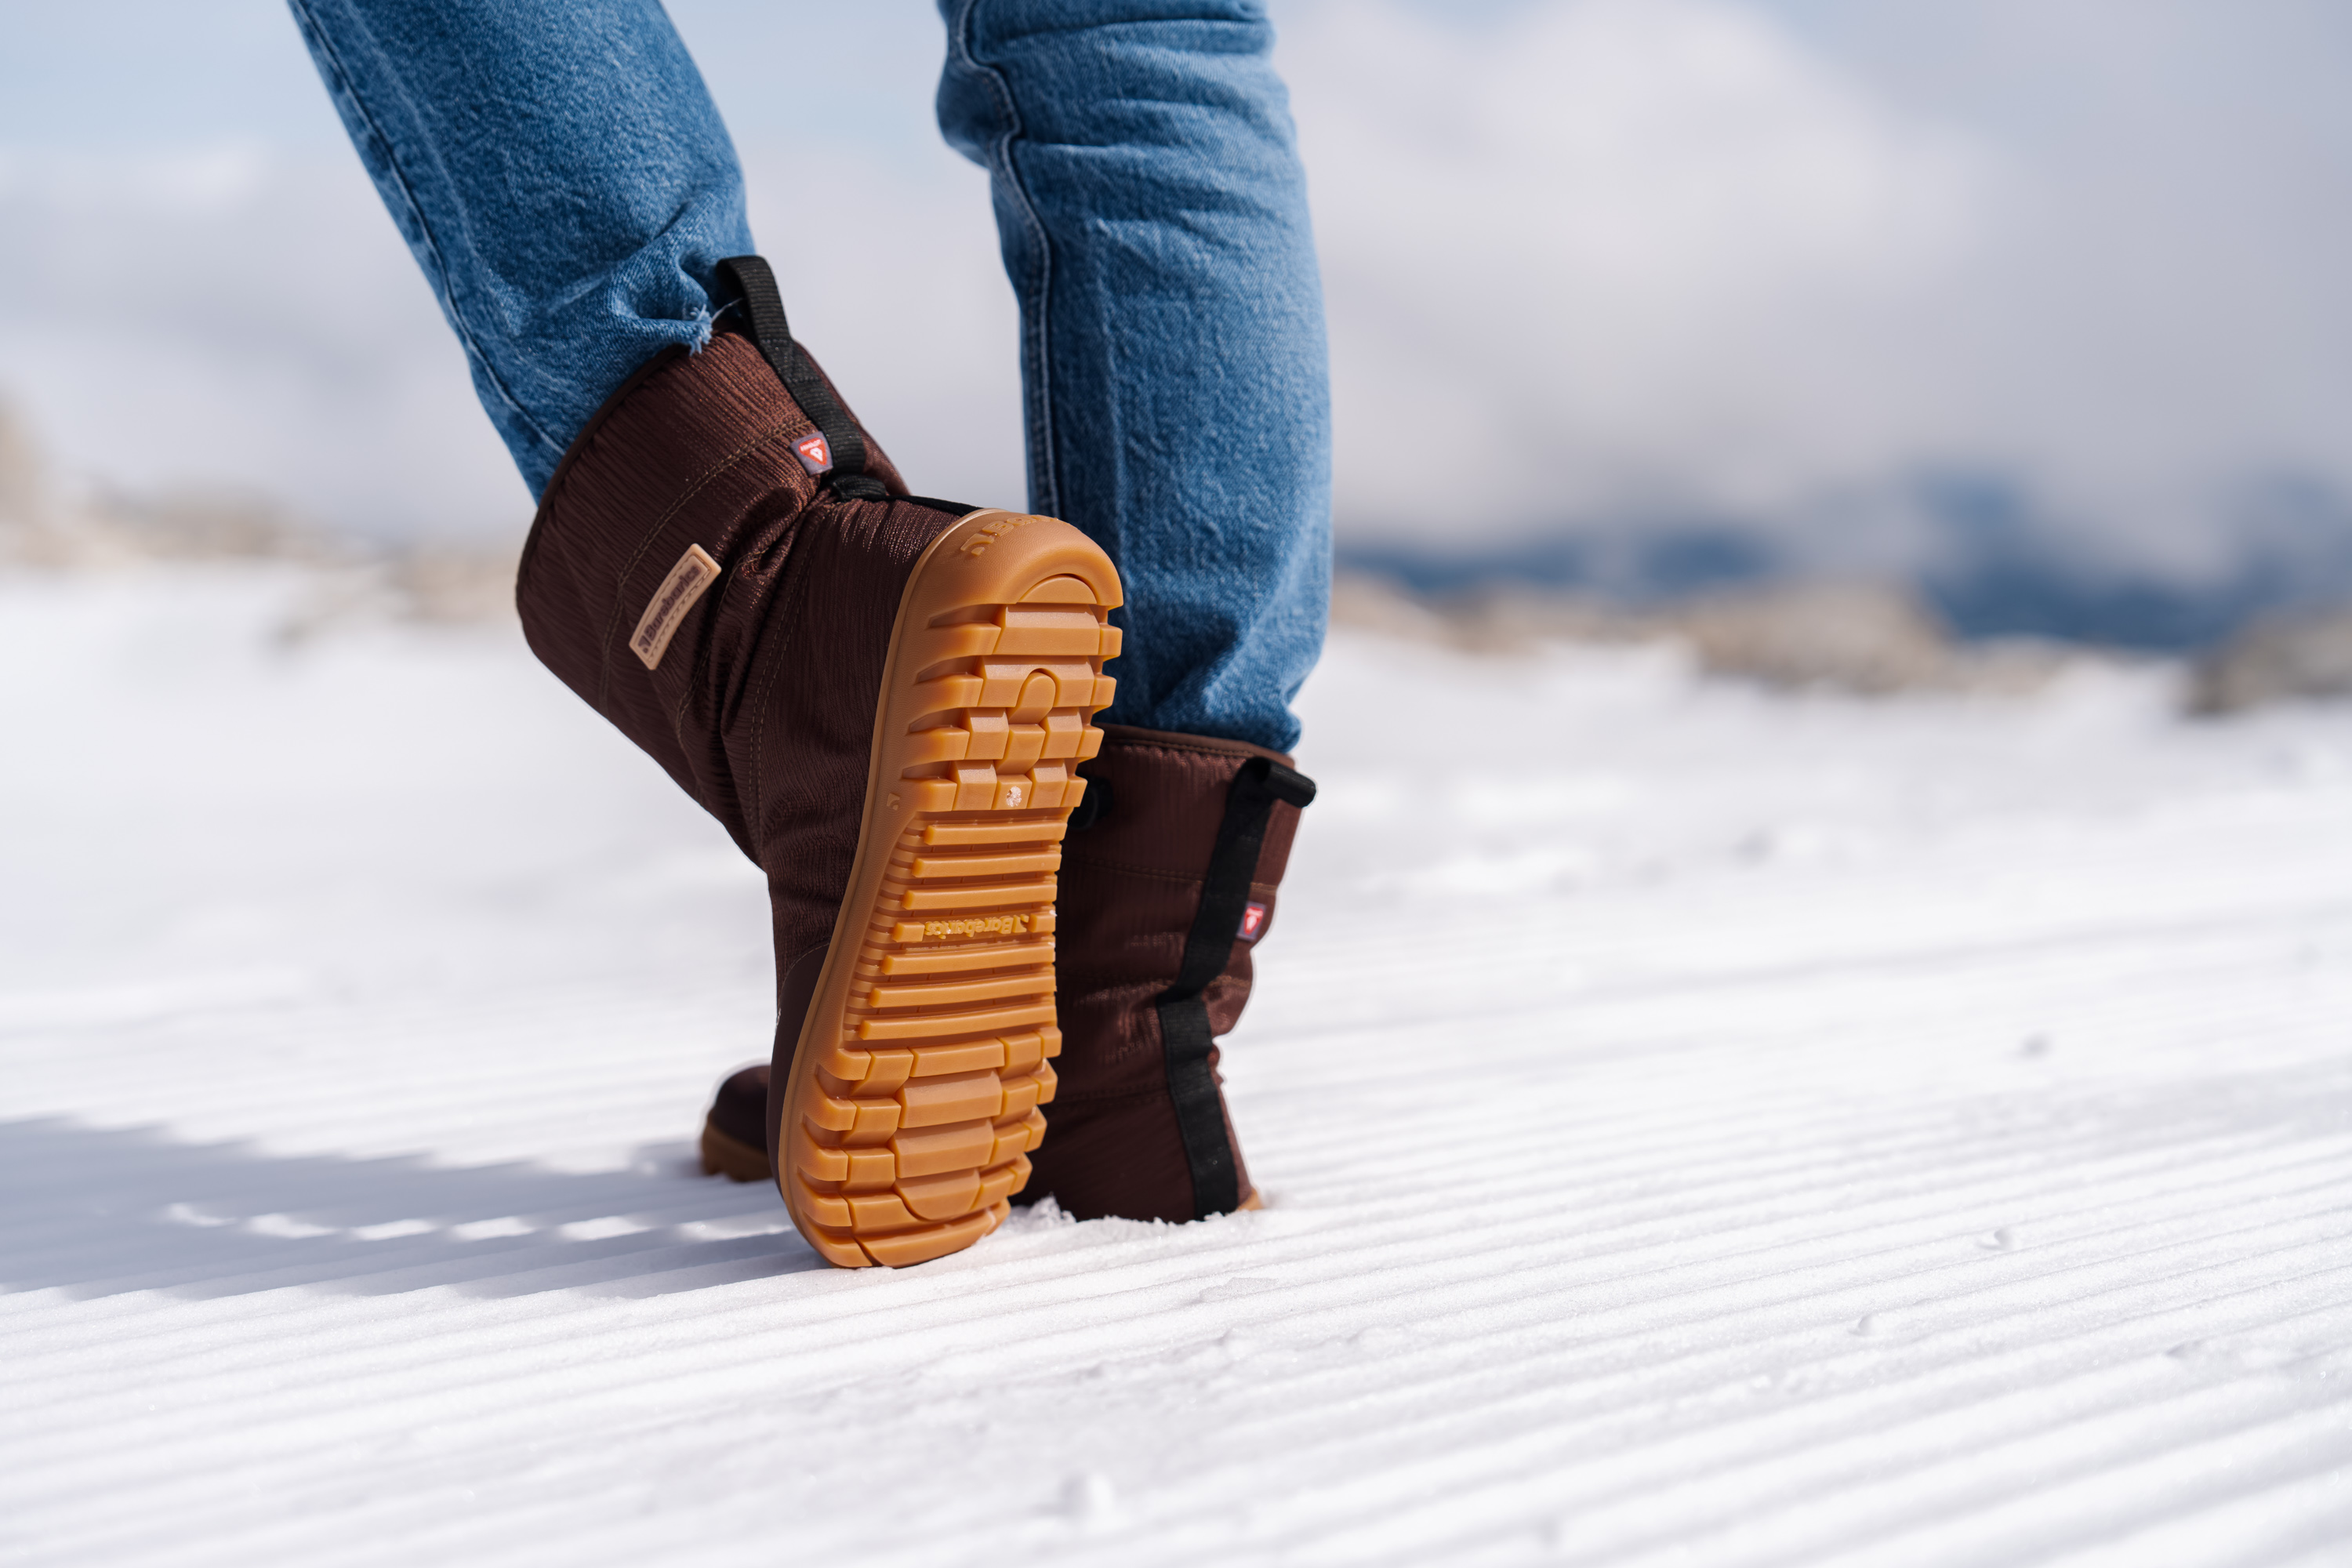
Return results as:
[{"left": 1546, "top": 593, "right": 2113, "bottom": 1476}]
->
[
  {"left": 711, "top": 255, "right": 890, "bottom": 502},
  {"left": 1156, "top": 754, "right": 1316, "bottom": 1219}
]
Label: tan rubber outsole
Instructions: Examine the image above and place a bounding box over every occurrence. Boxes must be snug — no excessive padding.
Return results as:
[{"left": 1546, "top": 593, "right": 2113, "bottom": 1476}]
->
[{"left": 775, "top": 510, "right": 1121, "bottom": 1267}]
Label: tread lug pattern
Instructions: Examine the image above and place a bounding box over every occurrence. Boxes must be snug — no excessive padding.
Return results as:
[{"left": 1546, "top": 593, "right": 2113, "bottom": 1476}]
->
[{"left": 791, "top": 560, "right": 1113, "bottom": 1265}]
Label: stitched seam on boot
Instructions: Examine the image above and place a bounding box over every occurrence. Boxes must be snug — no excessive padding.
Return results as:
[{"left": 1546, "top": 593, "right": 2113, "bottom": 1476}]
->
[
  {"left": 734, "top": 503, "right": 951, "bottom": 856},
  {"left": 1041, "top": 1086, "right": 1173, "bottom": 1112},
  {"left": 1062, "top": 860, "right": 1281, "bottom": 891},
  {"left": 737, "top": 525, "right": 810, "bottom": 853},
  {"left": 591, "top": 418, "right": 814, "bottom": 708},
  {"left": 1058, "top": 858, "right": 1216, "bottom": 883}
]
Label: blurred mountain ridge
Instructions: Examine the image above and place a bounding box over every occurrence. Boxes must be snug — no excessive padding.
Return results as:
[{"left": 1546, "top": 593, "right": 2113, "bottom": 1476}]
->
[
  {"left": 1341, "top": 463, "right": 2352, "bottom": 654},
  {"left": 11, "top": 394, "right": 2350, "bottom": 714},
  {"left": 0, "top": 399, "right": 517, "bottom": 633},
  {"left": 1330, "top": 571, "right": 2072, "bottom": 699}
]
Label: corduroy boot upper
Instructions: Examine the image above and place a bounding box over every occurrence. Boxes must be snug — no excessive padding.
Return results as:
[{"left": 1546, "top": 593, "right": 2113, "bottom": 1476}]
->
[
  {"left": 1026, "top": 724, "right": 1314, "bottom": 1222},
  {"left": 518, "top": 328, "right": 950, "bottom": 980}
]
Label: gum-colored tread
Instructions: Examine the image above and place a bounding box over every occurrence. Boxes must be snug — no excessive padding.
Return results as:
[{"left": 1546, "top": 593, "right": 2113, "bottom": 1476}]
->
[
  {"left": 908, "top": 849, "right": 1061, "bottom": 880},
  {"left": 860, "top": 1208, "right": 996, "bottom": 1268},
  {"left": 773, "top": 510, "right": 1120, "bottom": 1267},
  {"left": 906, "top": 1039, "right": 1009, "bottom": 1076},
  {"left": 856, "top": 1000, "right": 1054, "bottom": 1042},
  {"left": 921, "top": 820, "right": 1068, "bottom": 848},
  {"left": 898, "top": 1170, "right": 982, "bottom": 1221},
  {"left": 898, "top": 879, "right": 1059, "bottom": 913},
  {"left": 880, "top": 938, "right": 1052, "bottom": 977},
  {"left": 975, "top": 1158, "right": 1028, "bottom": 1208},
  {"left": 897, "top": 1070, "right": 1004, "bottom": 1127},
  {"left": 866, "top": 973, "right": 1053, "bottom": 1011},
  {"left": 891, "top": 1122, "right": 998, "bottom": 1177}
]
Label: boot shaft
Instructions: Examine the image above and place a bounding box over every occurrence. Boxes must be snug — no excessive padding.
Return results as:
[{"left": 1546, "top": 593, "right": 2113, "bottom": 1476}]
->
[{"left": 1037, "top": 724, "right": 1314, "bottom": 1221}]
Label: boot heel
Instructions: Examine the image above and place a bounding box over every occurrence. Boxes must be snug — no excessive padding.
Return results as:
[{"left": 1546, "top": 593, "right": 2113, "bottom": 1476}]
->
[{"left": 779, "top": 513, "right": 1121, "bottom": 1267}]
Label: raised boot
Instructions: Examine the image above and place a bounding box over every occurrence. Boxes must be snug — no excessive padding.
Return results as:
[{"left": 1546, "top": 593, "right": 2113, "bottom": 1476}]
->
[
  {"left": 702, "top": 726, "right": 1317, "bottom": 1223},
  {"left": 525, "top": 256, "right": 1121, "bottom": 1267}
]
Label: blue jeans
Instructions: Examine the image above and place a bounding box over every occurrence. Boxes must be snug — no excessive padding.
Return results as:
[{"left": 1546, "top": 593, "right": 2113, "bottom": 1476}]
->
[{"left": 289, "top": 0, "right": 1329, "bottom": 753}]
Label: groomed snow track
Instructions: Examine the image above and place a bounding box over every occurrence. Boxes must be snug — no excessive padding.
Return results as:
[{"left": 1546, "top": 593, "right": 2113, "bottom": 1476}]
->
[{"left": 4, "top": 572, "right": 2348, "bottom": 1566}]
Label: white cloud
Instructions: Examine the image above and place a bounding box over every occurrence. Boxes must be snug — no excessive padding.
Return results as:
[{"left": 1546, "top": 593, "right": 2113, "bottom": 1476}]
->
[
  {"left": 1281, "top": 0, "right": 2352, "bottom": 575},
  {"left": 0, "top": 145, "right": 524, "bottom": 541},
  {"left": 1284, "top": 0, "right": 1988, "bottom": 539},
  {"left": 4, "top": 0, "right": 2350, "bottom": 599},
  {"left": 0, "top": 137, "right": 1019, "bottom": 543},
  {"left": 0, "top": 0, "right": 1023, "bottom": 543}
]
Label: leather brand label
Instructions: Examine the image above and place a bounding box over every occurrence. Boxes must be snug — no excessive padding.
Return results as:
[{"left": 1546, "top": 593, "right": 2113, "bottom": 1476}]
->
[
  {"left": 792, "top": 431, "right": 833, "bottom": 474},
  {"left": 629, "top": 543, "right": 721, "bottom": 671}
]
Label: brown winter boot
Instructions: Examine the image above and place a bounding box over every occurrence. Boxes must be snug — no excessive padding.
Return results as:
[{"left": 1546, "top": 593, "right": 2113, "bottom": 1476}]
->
[
  {"left": 525, "top": 255, "right": 1120, "bottom": 1267},
  {"left": 1023, "top": 726, "right": 1314, "bottom": 1220},
  {"left": 699, "top": 724, "right": 1315, "bottom": 1226}
]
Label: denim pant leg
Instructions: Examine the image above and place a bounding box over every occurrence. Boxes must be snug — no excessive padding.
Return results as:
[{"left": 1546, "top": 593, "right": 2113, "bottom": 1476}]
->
[
  {"left": 288, "top": 0, "right": 755, "bottom": 497},
  {"left": 936, "top": 0, "right": 1332, "bottom": 753}
]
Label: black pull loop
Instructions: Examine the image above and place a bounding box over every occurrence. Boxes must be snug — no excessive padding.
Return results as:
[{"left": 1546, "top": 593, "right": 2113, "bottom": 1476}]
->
[
  {"left": 1066, "top": 771, "right": 1115, "bottom": 833},
  {"left": 711, "top": 255, "right": 889, "bottom": 502},
  {"left": 1155, "top": 754, "right": 1317, "bottom": 1218}
]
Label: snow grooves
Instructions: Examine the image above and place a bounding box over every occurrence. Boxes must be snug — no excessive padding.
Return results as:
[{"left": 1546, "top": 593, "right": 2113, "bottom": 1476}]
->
[
  {"left": 9, "top": 924, "right": 2349, "bottom": 1566},
  {"left": 7, "top": 602, "right": 2352, "bottom": 1566}
]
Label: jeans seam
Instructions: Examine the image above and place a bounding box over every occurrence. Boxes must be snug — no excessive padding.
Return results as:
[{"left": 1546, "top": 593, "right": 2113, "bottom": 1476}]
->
[
  {"left": 286, "top": 0, "right": 561, "bottom": 466},
  {"left": 947, "top": 0, "right": 1060, "bottom": 518}
]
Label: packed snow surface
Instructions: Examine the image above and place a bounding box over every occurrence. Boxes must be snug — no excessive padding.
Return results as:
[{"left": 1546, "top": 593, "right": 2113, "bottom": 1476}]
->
[{"left": 4, "top": 568, "right": 2350, "bottom": 1566}]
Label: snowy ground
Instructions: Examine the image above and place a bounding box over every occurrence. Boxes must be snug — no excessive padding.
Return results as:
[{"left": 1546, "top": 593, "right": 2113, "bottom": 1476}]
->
[{"left": 5, "top": 568, "right": 2350, "bottom": 1566}]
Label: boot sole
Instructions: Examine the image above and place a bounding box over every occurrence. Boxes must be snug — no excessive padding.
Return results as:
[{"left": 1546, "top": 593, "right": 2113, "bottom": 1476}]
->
[{"left": 776, "top": 510, "right": 1122, "bottom": 1267}]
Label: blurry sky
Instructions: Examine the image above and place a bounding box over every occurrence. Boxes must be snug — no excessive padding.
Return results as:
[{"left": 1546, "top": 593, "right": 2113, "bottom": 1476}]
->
[{"left": 3, "top": 1, "right": 2350, "bottom": 612}]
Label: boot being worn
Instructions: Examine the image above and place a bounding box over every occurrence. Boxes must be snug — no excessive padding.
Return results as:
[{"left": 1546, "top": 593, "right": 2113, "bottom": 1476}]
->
[
  {"left": 525, "top": 256, "right": 1120, "bottom": 1267},
  {"left": 700, "top": 1063, "right": 771, "bottom": 1184},
  {"left": 1024, "top": 724, "right": 1314, "bottom": 1221},
  {"left": 698, "top": 728, "right": 1316, "bottom": 1228}
]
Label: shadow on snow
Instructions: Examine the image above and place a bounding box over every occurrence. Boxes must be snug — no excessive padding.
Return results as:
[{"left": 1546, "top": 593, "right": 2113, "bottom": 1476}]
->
[{"left": 0, "top": 1117, "right": 828, "bottom": 1301}]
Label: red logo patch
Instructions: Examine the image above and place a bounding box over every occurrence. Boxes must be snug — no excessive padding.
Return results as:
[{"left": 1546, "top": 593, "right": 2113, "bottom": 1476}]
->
[
  {"left": 1237, "top": 901, "right": 1269, "bottom": 942},
  {"left": 792, "top": 432, "right": 833, "bottom": 474}
]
